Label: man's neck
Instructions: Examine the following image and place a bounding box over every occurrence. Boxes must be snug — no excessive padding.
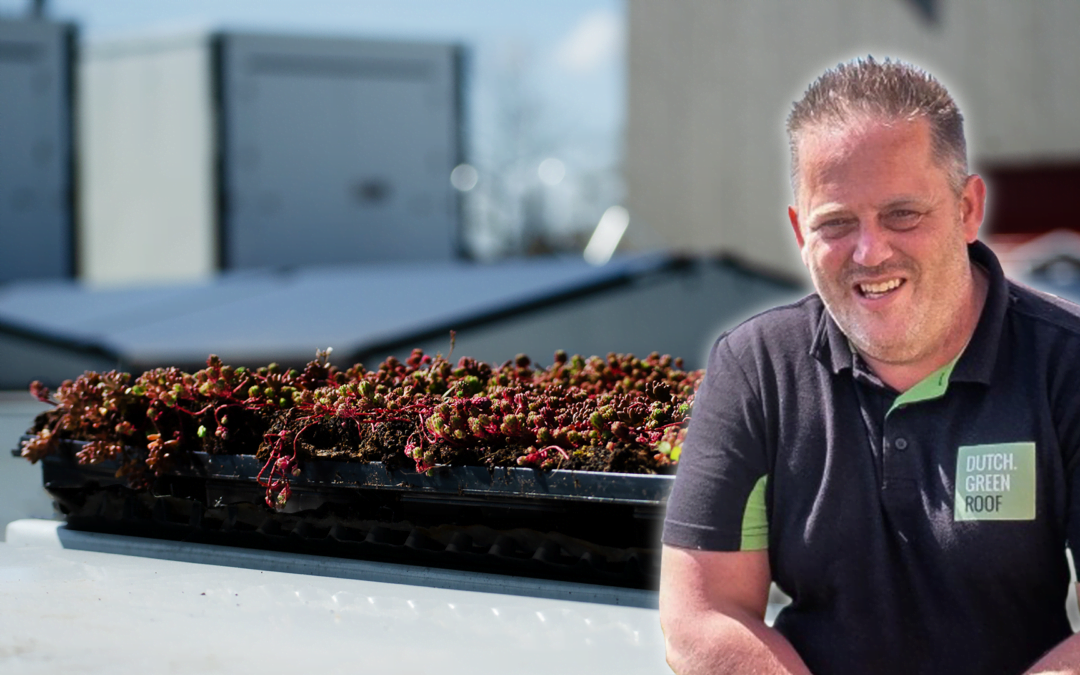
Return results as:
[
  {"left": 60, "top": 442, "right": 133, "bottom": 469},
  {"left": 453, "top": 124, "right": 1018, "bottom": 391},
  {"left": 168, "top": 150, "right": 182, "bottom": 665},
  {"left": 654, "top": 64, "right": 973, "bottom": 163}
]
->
[{"left": 860, "top": 263, "right": 990, "bottom": 393}]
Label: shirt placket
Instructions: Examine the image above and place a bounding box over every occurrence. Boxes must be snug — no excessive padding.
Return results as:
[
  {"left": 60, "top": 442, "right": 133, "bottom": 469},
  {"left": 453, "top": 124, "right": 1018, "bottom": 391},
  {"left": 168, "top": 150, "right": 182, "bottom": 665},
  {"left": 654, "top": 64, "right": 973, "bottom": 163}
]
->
[
  {"left": 880, "top": 411, "right": 920, "bottom": 509},
  {"left": 852, "top": 369, "right": 921, "bottom": 520}
]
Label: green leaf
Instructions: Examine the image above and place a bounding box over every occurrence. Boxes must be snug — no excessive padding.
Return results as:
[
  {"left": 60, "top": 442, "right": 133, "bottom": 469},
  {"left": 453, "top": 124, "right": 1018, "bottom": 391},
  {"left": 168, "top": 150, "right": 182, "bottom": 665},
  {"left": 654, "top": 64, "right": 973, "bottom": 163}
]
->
[{"left": 670, "top": 445, "right": 682, "bottom": 462}]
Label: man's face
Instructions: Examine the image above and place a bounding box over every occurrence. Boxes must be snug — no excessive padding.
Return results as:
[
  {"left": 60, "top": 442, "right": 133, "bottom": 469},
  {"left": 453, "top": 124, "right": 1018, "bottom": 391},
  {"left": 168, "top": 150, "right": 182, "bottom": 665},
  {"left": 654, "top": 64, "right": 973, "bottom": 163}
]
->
[{"left": 788, "top": 117, "right": 984, "bottom": 367}]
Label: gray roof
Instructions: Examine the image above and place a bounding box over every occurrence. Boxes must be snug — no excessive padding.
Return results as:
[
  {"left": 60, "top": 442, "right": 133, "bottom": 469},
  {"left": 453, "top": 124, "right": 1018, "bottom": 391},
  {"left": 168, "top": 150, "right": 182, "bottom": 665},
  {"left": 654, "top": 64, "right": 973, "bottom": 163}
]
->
[{"left": 0, "top": 254, "right": 679, "bottom": 369}]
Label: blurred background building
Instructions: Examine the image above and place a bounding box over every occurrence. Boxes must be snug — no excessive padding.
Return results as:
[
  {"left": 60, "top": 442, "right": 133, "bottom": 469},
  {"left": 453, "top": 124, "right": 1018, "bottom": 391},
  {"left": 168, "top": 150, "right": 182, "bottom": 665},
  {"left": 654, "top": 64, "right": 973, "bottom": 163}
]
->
[
  {"left": 1, "top": 0, "right": 1078, "bottom": 393},
  {"left": 0, "top": 16, "right": 74, "bottom": 283},
  {"left": 626, "top": 0, "right": 1080, "bottom": 281},
  {"left": 79, "top": 30, "right": 464, "bottom": 283},
  {"left": 0, "top": 0, "right": 803, "bottom": 396}
]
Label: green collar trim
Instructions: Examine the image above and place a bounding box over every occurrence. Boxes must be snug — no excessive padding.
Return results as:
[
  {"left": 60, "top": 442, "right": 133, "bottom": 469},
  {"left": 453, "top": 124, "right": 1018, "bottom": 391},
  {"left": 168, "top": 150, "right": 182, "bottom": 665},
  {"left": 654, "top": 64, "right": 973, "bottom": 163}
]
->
[{"left": 886, "top": 352, "right": 962, "bottom": 417}]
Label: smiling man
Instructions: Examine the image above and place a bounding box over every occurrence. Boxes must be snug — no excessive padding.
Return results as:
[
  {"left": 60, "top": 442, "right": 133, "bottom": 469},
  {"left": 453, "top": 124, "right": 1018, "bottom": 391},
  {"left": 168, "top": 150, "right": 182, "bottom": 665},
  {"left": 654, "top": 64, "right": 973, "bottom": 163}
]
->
[{"left": 659, "top": 57, "right": 1080, "bottom": 674}]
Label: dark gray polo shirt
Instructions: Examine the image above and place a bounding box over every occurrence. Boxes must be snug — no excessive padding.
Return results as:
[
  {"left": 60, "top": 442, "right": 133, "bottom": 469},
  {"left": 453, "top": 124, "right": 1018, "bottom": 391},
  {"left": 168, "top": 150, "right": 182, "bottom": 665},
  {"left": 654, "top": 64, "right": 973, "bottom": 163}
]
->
[{"left": 664, "top": 241, "right": 1080, "bottom": 675}]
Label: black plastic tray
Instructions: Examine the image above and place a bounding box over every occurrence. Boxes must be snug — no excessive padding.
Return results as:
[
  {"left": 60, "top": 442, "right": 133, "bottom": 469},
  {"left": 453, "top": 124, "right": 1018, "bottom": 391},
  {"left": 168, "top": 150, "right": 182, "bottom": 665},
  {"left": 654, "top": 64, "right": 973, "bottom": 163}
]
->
[
  {"left": 16, "top": 438, "right": 673, "bottom": 589},
  {"left": 15, "top": 438, "right": 675, "bottom": 507}
]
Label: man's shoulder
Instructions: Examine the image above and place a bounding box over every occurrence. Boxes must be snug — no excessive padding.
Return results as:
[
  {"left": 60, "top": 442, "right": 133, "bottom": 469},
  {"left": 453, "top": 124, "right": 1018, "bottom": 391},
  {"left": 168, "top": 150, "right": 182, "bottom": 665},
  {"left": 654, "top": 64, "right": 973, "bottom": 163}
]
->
[
  {"left": 1007, "top": 280, "right": 1080, "bottom": 339},
  {"left": 717, "top": 293, "right": 825, "bottom": 358}
]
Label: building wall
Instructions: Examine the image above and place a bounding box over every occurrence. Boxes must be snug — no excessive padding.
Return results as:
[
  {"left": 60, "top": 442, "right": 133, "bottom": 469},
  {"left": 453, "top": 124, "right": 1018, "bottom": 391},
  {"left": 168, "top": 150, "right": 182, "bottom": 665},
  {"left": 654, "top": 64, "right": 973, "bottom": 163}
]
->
[
  {"left": 79, "top": 31, "right": 464, "bottom": 286},
  {"left": 626, "top": 0, "right": 1080, "bottom": 279},
  {"left": 0, "top": 19, "right": 75, "bottom": 282}
]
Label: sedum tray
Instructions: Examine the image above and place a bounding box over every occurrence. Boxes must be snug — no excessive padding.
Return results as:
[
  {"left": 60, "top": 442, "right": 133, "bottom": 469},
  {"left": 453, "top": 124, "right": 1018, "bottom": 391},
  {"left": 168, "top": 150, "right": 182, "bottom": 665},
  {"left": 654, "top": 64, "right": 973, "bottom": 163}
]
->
[
  {"left": 24, "top": 439, "right": 674, "bottom": 588},
  {"left": 17, "top": 346, "right": 701, "bottom": 588}
]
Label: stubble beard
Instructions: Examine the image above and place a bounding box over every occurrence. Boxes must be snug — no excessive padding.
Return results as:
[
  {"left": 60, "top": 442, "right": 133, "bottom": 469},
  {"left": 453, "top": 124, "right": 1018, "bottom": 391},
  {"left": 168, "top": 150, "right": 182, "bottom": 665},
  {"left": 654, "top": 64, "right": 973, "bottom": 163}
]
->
[{"left": 813, "top": 229, "right": 973, "bottom": 368}]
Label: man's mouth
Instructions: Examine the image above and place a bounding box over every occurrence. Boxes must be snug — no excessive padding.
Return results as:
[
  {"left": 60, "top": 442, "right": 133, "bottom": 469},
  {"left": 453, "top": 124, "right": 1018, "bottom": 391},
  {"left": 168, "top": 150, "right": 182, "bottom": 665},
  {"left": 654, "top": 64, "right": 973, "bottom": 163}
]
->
[{"left": 856, "top": 278, "right": 905, "bottom": 299}]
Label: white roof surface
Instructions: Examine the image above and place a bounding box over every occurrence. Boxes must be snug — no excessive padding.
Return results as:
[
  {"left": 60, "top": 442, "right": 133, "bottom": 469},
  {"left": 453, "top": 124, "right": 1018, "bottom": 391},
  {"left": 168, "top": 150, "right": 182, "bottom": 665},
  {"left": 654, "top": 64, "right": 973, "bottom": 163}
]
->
[{"left": 2, "top": 520, "right": 672, "bottom": 675}]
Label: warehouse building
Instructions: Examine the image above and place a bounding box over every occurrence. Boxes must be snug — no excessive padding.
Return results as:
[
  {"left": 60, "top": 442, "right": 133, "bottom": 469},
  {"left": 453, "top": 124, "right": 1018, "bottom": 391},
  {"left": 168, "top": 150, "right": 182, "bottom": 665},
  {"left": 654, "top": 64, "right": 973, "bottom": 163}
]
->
[{"left": 626, "top": 0, "right": 1080, "bottom": 280}]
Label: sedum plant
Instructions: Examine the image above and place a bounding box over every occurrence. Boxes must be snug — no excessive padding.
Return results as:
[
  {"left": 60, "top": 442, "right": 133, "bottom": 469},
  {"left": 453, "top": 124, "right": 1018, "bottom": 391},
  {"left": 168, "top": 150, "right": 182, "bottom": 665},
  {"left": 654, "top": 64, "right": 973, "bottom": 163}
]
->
[{"left": 22, "top": 342, "right": 701, "bottom": 510}]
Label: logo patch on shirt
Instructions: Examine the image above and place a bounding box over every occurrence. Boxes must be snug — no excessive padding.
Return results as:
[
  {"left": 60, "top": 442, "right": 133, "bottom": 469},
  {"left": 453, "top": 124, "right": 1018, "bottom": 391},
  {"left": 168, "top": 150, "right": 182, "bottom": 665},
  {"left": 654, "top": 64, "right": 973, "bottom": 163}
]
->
[{"left": 954, "top": 443, "right": 1036, "bottom": 521}]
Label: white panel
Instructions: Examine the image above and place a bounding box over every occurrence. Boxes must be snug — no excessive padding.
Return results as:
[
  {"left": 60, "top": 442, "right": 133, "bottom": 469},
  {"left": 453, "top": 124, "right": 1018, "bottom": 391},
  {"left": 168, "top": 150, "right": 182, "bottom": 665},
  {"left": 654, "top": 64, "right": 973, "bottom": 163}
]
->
[
  {"left": 79, "top": 33, "right": 217, "bottom": 285},
  {"left": 221, "top": 34, "right": 461, "bottom": 269},
  {"left": 0, "top": 19, "right": 72, "bottom": 282}
]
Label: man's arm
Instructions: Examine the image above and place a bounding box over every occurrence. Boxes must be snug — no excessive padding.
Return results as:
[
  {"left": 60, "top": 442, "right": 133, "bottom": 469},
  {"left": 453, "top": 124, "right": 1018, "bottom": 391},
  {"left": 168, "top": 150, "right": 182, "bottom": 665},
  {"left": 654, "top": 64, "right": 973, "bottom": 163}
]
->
[
  {"left": 1024, "top": 583, "right": 1080, "bottom": 675},
  {"left": 659, "top": 544, "right": 812, "bottom": 675}
]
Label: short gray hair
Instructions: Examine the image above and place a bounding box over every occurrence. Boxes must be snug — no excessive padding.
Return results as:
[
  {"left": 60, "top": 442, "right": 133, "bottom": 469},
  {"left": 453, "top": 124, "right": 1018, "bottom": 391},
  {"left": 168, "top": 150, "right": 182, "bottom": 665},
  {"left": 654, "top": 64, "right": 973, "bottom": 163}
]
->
[{"left": 787, "top": 56, "right": 968, "bottom": 196}]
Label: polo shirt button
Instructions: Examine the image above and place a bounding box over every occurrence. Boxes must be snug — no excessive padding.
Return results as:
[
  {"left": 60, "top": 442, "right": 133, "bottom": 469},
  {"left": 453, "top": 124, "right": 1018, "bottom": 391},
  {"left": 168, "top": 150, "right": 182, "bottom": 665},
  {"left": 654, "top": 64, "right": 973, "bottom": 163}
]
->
[{"left": 895, "top": 438, "right": 909, "bottom": 451}]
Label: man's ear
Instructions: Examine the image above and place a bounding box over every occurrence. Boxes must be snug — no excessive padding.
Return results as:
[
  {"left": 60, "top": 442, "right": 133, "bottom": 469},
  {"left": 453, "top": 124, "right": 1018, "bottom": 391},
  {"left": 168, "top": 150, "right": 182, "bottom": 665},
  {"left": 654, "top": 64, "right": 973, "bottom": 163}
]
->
[
  {"left": 960, "top": 174, "right": 986, "bottom": 243},
  {"left": 788, "top": 206, "right": 805, "bottom": 249}
]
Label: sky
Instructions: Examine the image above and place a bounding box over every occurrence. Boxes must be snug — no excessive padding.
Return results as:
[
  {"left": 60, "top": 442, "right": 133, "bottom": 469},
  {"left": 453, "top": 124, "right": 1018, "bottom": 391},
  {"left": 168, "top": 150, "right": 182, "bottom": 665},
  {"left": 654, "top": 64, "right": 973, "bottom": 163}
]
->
[{"left": 0, "top": 0, "right": 627, "bottom": 255}]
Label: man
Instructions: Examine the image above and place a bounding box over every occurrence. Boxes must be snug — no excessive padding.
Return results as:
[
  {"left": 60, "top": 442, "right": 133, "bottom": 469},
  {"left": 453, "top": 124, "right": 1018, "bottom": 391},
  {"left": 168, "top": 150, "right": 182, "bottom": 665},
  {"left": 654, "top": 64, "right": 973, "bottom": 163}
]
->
[{"left": 659, "top": 57, "right": 1080, "bottom": 675}]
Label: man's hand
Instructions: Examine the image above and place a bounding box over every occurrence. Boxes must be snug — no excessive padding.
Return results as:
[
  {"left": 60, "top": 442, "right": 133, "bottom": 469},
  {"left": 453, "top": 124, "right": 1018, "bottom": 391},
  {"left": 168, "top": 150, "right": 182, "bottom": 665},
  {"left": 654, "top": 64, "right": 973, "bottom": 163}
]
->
[
  {"left": 1024, "top": 584, "right": 1080, "bottom": 674},
  {"left": 659, "top": 544, "right": 812, "bottom": 674}
]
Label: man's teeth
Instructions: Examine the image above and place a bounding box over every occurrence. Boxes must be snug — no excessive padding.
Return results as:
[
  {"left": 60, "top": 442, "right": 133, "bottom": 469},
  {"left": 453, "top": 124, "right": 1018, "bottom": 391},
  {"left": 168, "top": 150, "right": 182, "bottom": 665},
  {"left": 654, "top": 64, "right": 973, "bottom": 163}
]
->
[{"left": 859, "top": 279, "right": 902, "bottom": 295}]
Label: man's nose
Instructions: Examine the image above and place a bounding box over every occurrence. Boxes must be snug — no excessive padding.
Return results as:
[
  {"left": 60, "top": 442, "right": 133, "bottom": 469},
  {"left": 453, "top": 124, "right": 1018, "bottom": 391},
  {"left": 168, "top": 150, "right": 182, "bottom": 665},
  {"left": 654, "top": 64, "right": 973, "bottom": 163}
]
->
[{"left": 852, "top": 223, "right": 892, "bottom": 268}]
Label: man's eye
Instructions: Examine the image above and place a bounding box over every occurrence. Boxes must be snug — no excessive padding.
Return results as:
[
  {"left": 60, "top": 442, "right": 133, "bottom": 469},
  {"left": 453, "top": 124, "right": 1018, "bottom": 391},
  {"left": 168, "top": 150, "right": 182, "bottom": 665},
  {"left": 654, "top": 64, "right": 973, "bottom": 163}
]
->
[
  {"left": 885, "top": 210, "right": 921, "bottom": 228},
  {"left": 814, "top": 219, "right": 855, "bottom": 237}
]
